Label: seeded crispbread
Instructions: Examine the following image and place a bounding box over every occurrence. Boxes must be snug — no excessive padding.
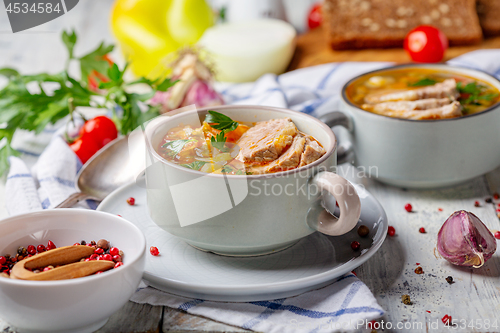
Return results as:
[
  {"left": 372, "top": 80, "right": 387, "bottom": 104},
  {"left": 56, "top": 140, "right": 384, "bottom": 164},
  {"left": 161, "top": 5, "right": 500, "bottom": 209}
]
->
[
  {"left": 477, "top": 0, "right": 500, "bottom": 36},
  {"left": 322, "top": 0, "right": 483, "bottom": 50}
]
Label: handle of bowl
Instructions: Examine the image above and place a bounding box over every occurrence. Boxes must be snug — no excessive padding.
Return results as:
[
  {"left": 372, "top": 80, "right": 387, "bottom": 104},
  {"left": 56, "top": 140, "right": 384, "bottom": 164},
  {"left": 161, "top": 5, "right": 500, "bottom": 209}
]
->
[
  {"left": 311, "top": 171, "right": 361, "bottom": 236},
  {"left": 319, "top": 111, "right": 353, "bottom": 165}
]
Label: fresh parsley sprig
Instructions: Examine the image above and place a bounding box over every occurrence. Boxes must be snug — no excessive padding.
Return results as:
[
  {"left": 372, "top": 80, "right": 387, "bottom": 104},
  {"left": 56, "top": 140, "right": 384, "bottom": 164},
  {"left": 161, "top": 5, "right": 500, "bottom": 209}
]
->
[
  {"left": 205, "top": 111, "right": 238, "bottom": 132},
  {"left": 0, "top": 29, "right": 177, "bottom": 177},
  {"left": 205, "top": 111, "right": 239, "bottom": 152}
]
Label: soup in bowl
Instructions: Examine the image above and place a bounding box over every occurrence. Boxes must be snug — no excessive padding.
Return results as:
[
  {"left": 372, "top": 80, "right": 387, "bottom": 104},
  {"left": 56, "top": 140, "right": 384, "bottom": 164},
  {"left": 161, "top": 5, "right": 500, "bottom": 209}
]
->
[
  {"left": 144, "top": 106, "right": 361, "bottom": 256},
  {"left": 346, "top": 68, "right": 500, "bottom": 120},
  {"left": 321, "top": 64, "right": 500, "bottom": 188}
]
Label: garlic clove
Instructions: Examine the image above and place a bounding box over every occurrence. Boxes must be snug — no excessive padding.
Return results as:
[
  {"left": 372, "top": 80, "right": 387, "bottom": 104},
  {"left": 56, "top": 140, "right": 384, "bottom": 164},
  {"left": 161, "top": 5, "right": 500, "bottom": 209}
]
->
[{"left": 437, "top": 210, "right": 497, "bottom": 268}]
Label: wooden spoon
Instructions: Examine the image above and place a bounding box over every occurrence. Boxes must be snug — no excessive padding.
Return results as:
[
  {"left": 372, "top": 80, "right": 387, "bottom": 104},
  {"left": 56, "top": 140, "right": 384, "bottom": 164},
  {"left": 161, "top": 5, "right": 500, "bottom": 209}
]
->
[{"left": 10, "top": 245, "right": 115, "bottom": 281}]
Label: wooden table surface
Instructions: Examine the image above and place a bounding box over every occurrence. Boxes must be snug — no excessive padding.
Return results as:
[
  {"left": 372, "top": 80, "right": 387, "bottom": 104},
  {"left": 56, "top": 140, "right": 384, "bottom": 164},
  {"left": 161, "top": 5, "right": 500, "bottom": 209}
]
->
[
  {"left": 289, "top": 26, "right": 500, "bottom": 69},
  {"left": 1, "top": 2, "right": 500, "bottom": 333}
]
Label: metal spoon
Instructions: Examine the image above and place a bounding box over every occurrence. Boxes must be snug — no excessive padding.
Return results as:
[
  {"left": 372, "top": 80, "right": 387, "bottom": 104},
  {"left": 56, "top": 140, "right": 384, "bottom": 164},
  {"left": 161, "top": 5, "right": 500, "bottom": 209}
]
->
[{"left": 56, "top": 135, "right": 145, "bottom": 208}]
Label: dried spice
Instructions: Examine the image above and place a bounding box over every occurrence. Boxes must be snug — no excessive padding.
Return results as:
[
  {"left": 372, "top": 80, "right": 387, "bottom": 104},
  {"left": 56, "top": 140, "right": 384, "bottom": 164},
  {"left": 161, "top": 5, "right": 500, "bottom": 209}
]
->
[
  {"left": 357, "top": 225, "right": 370, "bottom": 237},
  {"left": 402, "top": 294, "right": 412, "bottom": 305},
  {"left": 415, "top": 266, "right": 424, "bottom": 274},
  {"left": 445, "top": 276, "right": 454, "bottom": 284}
]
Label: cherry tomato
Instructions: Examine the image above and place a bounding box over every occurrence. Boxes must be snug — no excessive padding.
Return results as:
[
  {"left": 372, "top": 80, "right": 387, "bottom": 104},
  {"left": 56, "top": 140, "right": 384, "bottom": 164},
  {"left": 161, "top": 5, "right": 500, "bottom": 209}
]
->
[
  {"left": 80, "top": 116, "right": 118, "bottom": 148},
  {"left": 404, "top": 25, "right": 448, "bottom": 63},
  {"left": 70, "top": 137, "right": 102, "bottom": 164},
  {"left": 307, "top": 3, "right": 322, "bottom": 30}
]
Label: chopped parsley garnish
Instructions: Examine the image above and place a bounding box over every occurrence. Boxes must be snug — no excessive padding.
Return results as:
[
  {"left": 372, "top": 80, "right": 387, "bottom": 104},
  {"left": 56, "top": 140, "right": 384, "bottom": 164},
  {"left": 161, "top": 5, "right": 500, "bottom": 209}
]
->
[
  {"left": 456, "top": 81, "right": 499, "bottom": 105},
  {"left": 161, "top": 139, "right": 193, "bottom": 156},
  {"left": 407, "top": 78, "right": 437, "bottom": 87},
  {"left": 180, "top": 161, "right": 207, "bottom": 170},
  {"left": 205, "top": 111, "right": 239, "bottom": 132}
]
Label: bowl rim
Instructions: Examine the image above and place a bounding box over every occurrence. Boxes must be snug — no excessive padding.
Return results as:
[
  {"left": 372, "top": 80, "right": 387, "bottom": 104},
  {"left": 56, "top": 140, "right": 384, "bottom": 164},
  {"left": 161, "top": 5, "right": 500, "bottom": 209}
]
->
[
  {"left": 0, "top": 209, "right": 146, "bottom": 287},
  {"left": 145, "top": 105, "right": 338, "bottom": 179},
  {"left": 341, "top": 63, "right": 500, "bottom": 123}
]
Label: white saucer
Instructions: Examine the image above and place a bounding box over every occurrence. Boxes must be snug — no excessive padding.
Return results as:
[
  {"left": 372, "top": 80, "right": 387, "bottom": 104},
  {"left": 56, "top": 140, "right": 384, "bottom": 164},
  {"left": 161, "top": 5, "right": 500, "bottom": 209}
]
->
[{"left": 97, "top": 181, "right": 388, "bottom": 302}]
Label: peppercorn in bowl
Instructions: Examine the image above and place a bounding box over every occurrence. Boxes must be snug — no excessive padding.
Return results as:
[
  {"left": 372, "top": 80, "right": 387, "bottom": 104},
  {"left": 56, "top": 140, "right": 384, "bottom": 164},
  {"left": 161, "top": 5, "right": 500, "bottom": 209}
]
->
[{"left": 0, "top": 209, "right": 146, "bottom": 333}]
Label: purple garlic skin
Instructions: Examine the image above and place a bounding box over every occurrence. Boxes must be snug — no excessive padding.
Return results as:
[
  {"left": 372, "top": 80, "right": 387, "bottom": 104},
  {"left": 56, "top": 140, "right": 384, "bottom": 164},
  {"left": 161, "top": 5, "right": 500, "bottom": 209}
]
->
[
  {"left": 181, "top": 80, "right": 224, "bottom": 108},
  {"left": 437, "top": 210, "right": 497, "bottom": 268}
]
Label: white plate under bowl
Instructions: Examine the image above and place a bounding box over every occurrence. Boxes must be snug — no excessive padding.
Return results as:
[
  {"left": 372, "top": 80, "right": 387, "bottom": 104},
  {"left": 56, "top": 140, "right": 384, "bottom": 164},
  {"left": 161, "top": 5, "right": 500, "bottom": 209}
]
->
[{"left": 97, "top": 181, "right": 388, "bottom": 302}]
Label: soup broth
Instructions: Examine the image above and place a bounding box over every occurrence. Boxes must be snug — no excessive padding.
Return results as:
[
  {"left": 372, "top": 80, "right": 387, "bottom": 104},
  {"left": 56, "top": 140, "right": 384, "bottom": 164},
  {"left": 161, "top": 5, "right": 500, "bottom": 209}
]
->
[{"left": 346, "top": 68, "right": 500, "bottom": 119}]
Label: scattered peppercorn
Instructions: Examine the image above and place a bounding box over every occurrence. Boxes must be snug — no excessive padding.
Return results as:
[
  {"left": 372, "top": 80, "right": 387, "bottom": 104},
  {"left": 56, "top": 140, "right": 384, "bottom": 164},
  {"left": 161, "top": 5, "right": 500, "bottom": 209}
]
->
[
  {"left": 445, "top": 276, "right": 454, "bottom": 284},
  {"left": 404, "top": 203, "right": 413, "bottom": 212},
  {"left": 494, "top": 193, "right": 499, "bottom": 200},
  {"left": 357, "top": 225, "right": 369, "bottom": 237},
  {"left": 415, "top": 266, "right": 424, "bottom": 274},
  {"left": 47, "top": 240, "right": 56, "bottom": 250},
  {"left": 126, "top": 197, "right": 135, "bottom": 206},
  {"left": 474, "top": 201, "right": 480, "bottom": 207},
  {"left": 494, "top": 231, "right": 500, "bottom": 240},
  {"left": 97, "top": 239, "right": 110, "bottom": 250},
  {"left": 419, "top": 227, "right": 426, "bottom": 233},
  {"left": 387, "top": 226, "right": 396, "bottom": 237},
  {"left": 485, "top": 197, "right": 493, "bottom": 203},
  {"left": 442, "top": 314, "right": 452, "bottom": 326},
  {"left": 401, "top": 294, "right": 412, "bottom": 305},
  {"left": 351, "top": 241, "right": 360, "bottom": 251},
  {"left": 17, "top": 247, "right": 27, "bottom": 256},
  {"left": 150, "top": 246, "right": 160, "bottom": 256}
]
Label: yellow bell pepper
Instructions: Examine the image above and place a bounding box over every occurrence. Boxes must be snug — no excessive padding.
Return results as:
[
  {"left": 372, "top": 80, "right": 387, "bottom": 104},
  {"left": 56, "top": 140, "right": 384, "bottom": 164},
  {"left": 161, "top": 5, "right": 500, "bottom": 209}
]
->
[{"left": 110, "top": 0, "right": 214, "bottom": 78}]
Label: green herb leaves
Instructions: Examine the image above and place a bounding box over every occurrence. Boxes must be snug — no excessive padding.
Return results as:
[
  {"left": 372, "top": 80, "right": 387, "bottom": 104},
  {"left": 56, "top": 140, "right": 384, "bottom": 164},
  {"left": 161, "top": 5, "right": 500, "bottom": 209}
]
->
[
  {"left": 408, "top": 78, "right": 437, "bottom": 87},
  {"left": 210, "top": 131, "right": 228, "bottom": 151},
  {"left": 457, "top": 81, "right": 499, "bottom": 105},
  {"left": 205, "top": 111, "right": 238, "bottom": 132},
  {"left": 0, "top": 29, "right": 178, "bottom": 177},
  {"left": 162, "top": 139, "right": 194, "bottom": 156},
  {"left": 181, "top": 161, "right": 207, "bottom": 170}
]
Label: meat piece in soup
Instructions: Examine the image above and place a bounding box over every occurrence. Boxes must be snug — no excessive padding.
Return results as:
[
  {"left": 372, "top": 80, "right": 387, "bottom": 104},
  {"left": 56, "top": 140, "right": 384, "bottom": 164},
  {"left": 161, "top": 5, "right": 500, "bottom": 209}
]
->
[
  {"left": 236, "top": 118, "right": 298, "bottom": 163},
  {"left": 157, "top": 111, "right": 326, "bottom": 175},
  {"left": 347, "top": 68, "right": 500, "bottom": 119}
]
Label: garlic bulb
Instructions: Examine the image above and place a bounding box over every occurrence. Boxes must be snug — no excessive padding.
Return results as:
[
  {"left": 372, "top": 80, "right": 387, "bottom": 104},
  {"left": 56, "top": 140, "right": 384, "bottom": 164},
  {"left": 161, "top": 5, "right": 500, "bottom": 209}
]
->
[{"left": 437, "top": 210, "right": 497, "bottom": 268}]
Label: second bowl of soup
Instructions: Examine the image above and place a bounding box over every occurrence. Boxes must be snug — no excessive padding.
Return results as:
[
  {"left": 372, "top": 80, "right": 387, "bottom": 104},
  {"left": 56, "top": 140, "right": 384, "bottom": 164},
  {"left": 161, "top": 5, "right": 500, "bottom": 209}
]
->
[{"left": 321, "top": 64, "right": 500, "bottom": 188}]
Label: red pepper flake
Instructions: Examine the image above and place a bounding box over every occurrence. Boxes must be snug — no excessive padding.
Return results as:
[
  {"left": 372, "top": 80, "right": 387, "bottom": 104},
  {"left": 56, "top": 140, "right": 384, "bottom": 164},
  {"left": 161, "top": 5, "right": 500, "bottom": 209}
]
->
[
  {"left": 416, "top": 262, "right": 420, "bottom": 265},
  {"left": 474, "top": 201, "right": 480, "bottom": 207},
  {"left": 126, "top": 197, "right": 135, "bottom": 206},
  {"left": 426, "top": 310, "right": 431, "bottom": 313},
  {"left": 387, "top": 226, "right": 396, "bottom": 237},
  {"left": 419, "top": 227, "right": 426, "bottom": 233},
  {"left": 442, "top": 314, "right": 452, "bottom": 326},
  {"left": 494, "top": 231, "right": 500, "bottom": 240},
  {"left": 438, "top": 208, "right": 443, "bottom": 212},
  {"left": 405, "top": 203, "right": 413, "bottom": 212},
  {"left": 494, "top": 193, "right": 499, "bottom": 200}
]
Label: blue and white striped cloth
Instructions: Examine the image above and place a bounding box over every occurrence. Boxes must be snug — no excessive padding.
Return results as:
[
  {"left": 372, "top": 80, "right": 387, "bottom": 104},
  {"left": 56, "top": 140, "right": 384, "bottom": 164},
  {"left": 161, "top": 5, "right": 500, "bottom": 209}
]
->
[{"left": 6, "top": 50, "right": 500, "bottom": 332}]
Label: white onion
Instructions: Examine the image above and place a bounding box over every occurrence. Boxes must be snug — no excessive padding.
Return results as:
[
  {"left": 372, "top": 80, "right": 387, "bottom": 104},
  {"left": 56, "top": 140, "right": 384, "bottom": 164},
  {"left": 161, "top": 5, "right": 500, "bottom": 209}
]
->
[{"left": 197, "top": 19, "right": 296, "bottom": 83}]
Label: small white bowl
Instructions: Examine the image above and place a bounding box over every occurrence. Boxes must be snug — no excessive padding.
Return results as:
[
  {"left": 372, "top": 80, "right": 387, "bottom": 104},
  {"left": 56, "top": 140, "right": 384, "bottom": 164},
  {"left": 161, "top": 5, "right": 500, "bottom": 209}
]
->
[{"left": 0, "top": 209, "right": 146, "bottom": 333}]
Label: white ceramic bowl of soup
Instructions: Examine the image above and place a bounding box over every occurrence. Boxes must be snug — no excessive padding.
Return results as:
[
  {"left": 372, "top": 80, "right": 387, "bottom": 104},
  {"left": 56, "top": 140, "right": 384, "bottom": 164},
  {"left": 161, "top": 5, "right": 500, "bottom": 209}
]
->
[
  {"left": 0, "top": 209, "right": 146, "bottom": 333},
  {"left": 144, "top": 106, "right": 361, "bottom": 256},
  {"left": 322, "top": 64, "right": 500, "bottom": 188}
]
